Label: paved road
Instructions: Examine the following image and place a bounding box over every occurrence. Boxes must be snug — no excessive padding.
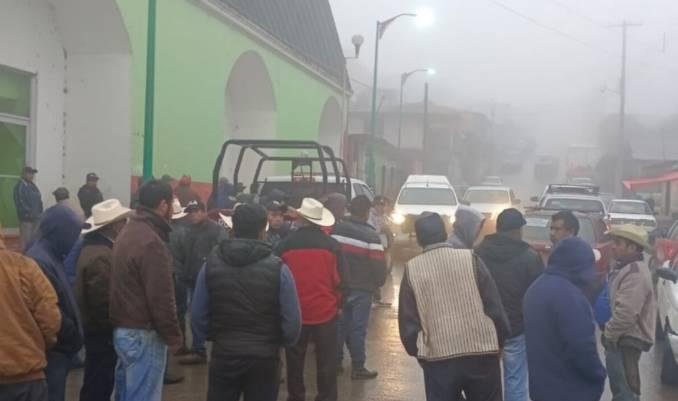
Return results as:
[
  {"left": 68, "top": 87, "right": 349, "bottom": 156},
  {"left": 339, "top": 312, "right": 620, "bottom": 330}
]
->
[{"left": 65, "top": 263, "right": 678, "bottom": 401}]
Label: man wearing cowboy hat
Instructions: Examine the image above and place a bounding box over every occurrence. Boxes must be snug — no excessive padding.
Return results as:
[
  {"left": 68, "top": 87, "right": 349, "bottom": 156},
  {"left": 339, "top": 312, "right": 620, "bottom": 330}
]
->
[
  {"left": 603, "top": 224, "right": 656, "bottom": 401},
  {"left": 73, "top": 199, "right": 130, "bottom": 401},
  {"left": 276, "top": 198, "right": 347, "bottom": 401}
]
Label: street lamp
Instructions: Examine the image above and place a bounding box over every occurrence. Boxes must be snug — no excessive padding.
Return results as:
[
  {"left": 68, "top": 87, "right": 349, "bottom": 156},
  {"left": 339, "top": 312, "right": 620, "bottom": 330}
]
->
[
  {"left": 397, "top": 68, "right": 435, "bottom": 150},
  {"left": 341, "top": 35, "right": 364, "bottom": 160},
  {"left": 366, "top": 11, "right": 427, "bottom": 189}
]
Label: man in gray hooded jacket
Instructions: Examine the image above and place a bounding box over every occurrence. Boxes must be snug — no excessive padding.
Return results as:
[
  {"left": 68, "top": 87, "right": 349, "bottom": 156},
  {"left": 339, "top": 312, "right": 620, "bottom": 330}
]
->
[{"left": 448, "top": 205, "right": 486, "bottom": 250}]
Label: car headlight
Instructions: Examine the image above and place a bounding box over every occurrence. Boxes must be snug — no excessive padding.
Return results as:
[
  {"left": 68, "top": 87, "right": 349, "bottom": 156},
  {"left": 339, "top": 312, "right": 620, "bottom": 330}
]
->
[
  {"left": 449, "top": 215, "right": 456, "bottom": 224},
  {"left": 391, "top": 212, "right": 405, "bottom": 225}
]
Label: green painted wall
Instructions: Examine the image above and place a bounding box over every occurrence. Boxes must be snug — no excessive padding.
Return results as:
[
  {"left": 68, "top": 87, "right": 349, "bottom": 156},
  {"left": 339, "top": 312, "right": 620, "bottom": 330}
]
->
[{"left": 117, "top": 0, "right": 342, "bottom": 183}]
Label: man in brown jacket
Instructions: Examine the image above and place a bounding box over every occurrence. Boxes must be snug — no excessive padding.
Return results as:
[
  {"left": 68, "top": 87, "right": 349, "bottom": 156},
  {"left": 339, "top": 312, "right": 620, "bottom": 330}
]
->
[
  {"left": 603, "top": 224, "right": 656, "bottom": 401},
  {"left": 75, "top": 199, "right": 130, "bottom": 401},
  {"left": 0, "top": 237, "right": 61, "bottom": 401},
  {"left": 110, "top": 180, "right": 183, "bottom": 401}
]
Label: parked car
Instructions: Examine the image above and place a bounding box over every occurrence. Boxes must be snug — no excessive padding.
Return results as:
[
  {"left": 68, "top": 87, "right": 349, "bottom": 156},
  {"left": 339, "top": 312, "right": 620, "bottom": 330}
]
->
[
  {"left": 656, "top": 259, "right": 678, "bottom": 385},
  {"left": 462, "top": 186, "right": 521, "bottom": 221},
  {"left": 651, "top": 220, "right": 678, "bottom": 274},
  {"left": 607, "top": 199, "right": 657, "bottom": 232},
  {"left": 531, "top": 184, "right": 607, "bottom": 215},
  {"left": 523, "top": 210, "right": 612, "bottom": 292},
  {"left": 390, "top": 175, "right": 459, "bottom": 235}
]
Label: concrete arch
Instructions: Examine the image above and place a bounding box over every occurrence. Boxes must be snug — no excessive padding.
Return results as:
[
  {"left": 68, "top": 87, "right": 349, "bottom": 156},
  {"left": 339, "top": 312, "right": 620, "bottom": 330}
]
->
[
  {"left": 318, "top": 97, "right": 342, "bottom": 154},
  {"left": 223, "top": 50, "right": 278, "bottom": 185}
]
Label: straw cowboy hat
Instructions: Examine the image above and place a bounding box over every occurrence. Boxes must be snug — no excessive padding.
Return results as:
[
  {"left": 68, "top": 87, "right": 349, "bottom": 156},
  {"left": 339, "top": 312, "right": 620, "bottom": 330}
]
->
[
  {"left": 296, "top": 198, "right": 335, "bottom": 227},
  {"left": 82, "top": 199, "right": 130, "bottom": 234},
  {"left": 608, "top": 224, "right": 653, "bottom": 253},
  {"left": 172, "top": 198, "right": 187, "bottom": 220}
]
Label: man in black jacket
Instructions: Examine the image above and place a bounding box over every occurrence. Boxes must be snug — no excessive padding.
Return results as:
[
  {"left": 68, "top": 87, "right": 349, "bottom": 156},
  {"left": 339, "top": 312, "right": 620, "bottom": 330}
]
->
[
  {"left": 77, "top": 173, "right": 104, "bottom": 218},
  {"left": 178, "top": 199, "right": 228, "bottom": 365},
  {"left": 476, "top": 208, "right": 544, "bottom": 401},
  {"left": 332, "top": 196, "right": 386, "bottom": 380},
  {"left": 14, "top": 166, "right": 43, "bottom": 250}
]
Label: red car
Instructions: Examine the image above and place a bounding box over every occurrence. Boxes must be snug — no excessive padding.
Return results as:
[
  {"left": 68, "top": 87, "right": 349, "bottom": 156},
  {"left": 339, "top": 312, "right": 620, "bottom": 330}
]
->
[
  {"left": 523, "top": 210, "right": 613, "bottom": 289},
  {"left": 651, "top": 220, "right": 678, "bottom": 272}
]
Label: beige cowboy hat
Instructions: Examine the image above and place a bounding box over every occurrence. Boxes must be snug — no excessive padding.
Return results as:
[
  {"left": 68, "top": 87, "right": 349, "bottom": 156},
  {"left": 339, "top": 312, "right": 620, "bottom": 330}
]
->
[
  {"left": 172, "top": 198, "right": 187, "bottom": 220},
  {"left": 296, "top": 197, "right": 335, "bottom": 227},
  {"left": 608, "top": 224, "right": 653, "bottom": 253},
  {"left": 82, "top": 199, "right": 131, "bottom": 234}
]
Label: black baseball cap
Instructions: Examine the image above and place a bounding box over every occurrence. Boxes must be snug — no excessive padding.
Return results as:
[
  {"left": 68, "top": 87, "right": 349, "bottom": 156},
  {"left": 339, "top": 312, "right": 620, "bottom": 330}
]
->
[
  {"left": 266, "top": 200, "right": 288, "bottom": 213},
  {"left": 184, "top": 200, "right": 206, "bottom": 213},
  {"left": 23, "top": 166, "right": 38, "bottom": 174},
  {"left": 496, "top": 208, "right": 527, "bottom": 232},
  {"left": 86, "top": 172, "right": 99, "bottom": 181}
]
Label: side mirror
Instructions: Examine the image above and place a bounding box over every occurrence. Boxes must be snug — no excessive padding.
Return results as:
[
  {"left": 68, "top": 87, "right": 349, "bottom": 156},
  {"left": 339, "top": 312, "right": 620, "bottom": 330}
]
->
[
  {"left": 656, "top": 267, "right": 678, "bottom": 283},
  {"left": 530, "top": 196, "right": 539, "bottom": 203}
]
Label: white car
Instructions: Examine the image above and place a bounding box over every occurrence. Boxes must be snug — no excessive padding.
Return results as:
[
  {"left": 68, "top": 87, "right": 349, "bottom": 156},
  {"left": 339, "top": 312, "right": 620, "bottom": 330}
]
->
[
  {"left": 463, "top": 186, "right": 521, "bottom": 221},
  {"left": 391, "top": 175, "right": 459, "bottom": 234},
  {"left": 607, "top": 199, "right": 657, "bottom": 232},
  {"left": 657, "top": 260, "right": 678, "bottom": 385}
]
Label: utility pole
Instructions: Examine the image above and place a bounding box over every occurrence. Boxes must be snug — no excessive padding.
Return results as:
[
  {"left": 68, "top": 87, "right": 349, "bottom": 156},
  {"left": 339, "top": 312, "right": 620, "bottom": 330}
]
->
[
  {"left": 610, "top": 20, "right": 641, "bottom": 196},
  {"left": 142, "top": 0, "right": 158, "bottom": 180},
  {"left": 423, "top": 82, "right": 429, "bottom": 173}
]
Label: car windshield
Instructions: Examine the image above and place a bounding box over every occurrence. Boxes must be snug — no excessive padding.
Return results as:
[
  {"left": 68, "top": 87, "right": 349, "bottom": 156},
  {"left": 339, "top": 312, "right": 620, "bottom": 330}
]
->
[
  {"left": 464, "top": 189, "right": 509, "bottom": 204},
  {"left": 523, "top": 216, "right": 595, "bottom": 244},
  {"left": 543, "top": 197, "right": 604, "bottom": 213},
  {"left": 610, "top": 201, "right": 651, "bottom": 215},
  {"left": 398, "top": 188, "right": 457, "bottom": 206}
]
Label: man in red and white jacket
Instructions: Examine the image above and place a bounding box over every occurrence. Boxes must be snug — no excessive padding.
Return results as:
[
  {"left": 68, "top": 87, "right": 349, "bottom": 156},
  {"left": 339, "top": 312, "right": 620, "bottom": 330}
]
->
[{"left": 331, "top": 196, "right": 387, "bottom": 380}]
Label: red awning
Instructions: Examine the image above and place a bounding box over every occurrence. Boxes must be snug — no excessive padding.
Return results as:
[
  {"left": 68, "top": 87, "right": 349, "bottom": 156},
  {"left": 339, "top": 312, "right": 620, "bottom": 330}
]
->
[{"left": 624, "top": 170, "right": 678, "bottom": 190}]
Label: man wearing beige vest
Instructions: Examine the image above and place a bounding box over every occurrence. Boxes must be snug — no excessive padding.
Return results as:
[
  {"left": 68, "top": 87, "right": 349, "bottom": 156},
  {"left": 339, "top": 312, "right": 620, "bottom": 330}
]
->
[{"left": 399, "top": 212, "right": 510, "bottom": 401}]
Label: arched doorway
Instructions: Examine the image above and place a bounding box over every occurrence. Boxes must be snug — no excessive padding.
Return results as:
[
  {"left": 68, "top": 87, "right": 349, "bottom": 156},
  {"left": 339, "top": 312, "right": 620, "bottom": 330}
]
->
[
  {"left": 223, "top": 51, "right": 277, "bottom": 187},
  {"left": 318, "top": 97, "right": 342, "bottom": 154}
]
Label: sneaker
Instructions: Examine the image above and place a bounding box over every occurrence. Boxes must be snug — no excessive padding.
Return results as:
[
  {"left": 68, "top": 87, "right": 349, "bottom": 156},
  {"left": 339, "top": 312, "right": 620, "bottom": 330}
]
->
[
  {"left": 163, "top": 371, "right": 185, "bottom": 385},
  {"left": 351, "top": 367, "right": 378, "bottom": 380},
  {"left": 178, "top": 352, "right": 207, "bottom": 365}
]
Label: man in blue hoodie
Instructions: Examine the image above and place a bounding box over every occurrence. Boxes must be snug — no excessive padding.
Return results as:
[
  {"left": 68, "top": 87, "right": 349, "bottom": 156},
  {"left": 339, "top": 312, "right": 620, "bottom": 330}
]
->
[
  {"left": 25, "top": 205, "right": 84, "bottom": 401},
  {"left": 523, "top": 236, "right": 607, "bottom": 401}
]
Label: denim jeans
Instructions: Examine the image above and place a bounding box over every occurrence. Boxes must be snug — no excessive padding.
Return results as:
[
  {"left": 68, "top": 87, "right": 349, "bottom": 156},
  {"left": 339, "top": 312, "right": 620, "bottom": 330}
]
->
[
  {"left": 337, "top": 289, "right": 373, "bottom": 369},
  {"left": 113, "top": 328, "right": 167, "bottom": 401},
  {"left": 45, "top": 352, "right": 72, "bottom": 401},
  {"left": 606, "top": 348, "right": 640, "bottom": 401},
  {"left": 503, "top": 335, "right": 528, "bottom": 401}
]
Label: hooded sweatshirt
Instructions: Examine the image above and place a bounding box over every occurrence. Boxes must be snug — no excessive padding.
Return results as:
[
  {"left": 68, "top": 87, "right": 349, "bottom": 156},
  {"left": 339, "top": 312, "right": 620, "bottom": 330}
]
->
[
  {"left": 476, "top": 233, "right": 544, "bottom": 337},
  {"left": 523, "top": 237, "right": 606, "bottom": 401},
  {"left": 191, "top": 239, "right": 301, "bottom": 357},
  {"left": 26, "top": 205, "right": 84, "bottom": 355},
  {"left": 448, "top": 205, "right": 485, "bottom": 249}
]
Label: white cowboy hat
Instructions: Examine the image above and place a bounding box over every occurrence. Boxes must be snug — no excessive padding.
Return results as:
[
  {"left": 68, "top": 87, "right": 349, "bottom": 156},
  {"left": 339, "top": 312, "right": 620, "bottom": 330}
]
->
[
  {"left": 172, "top": 198, "right": 187, "bottom": 220},
  {"left": 219, "top": 213, "right": 233, "bottom": 229},
  {"left": 82, "top": 199, "right": 131, "bottom": 234},
  {"left": 296, "top": 198, "right": 335, "bottom": 227}
]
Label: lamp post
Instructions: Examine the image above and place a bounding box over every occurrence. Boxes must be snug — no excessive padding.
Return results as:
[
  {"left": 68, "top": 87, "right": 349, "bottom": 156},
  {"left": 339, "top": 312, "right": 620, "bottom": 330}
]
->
[
  {"left": 366, "top": 13, "right": 417, "bottom": 189},
  {"left": 340, "top": 35, "right": 364, "bottom": 162},
  {"left": 397, "top": 68, "right": 435, "bottom": 150}
]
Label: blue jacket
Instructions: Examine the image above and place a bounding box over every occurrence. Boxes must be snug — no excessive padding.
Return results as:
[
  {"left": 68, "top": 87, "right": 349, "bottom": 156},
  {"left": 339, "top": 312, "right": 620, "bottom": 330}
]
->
[
  {"left": 523, "top": 237, "right": 606, "bottom": 401},
  {"left": 13, "top": 179, "right": 43, "bottom": 222},
  {"left": 26, "top": 205, "right": 84, "bottom": 355}
]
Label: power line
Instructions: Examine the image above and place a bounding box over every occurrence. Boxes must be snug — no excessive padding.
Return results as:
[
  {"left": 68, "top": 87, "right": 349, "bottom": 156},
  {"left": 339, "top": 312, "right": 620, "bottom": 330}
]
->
[
  {"left": 546, "top": 0, "right": 607, "bottom": 30},
  {"left": 485, "top": 0, "right": 615, "bottom": 56}
]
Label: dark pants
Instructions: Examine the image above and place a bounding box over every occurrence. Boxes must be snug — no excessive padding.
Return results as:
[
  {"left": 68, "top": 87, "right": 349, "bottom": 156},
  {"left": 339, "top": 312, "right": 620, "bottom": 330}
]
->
[
  {"left": 337, "top": 289, "right": 373, "bottom": 369},
  {"left": 0, "top": 380, "right": 48, "bottom": 401},
  {"left": 286, "top": 319, "right": 338, "bottom": 401},
  {"left": 207, "top": 357, "right": 281, "bottom": 401},
  {"left": 421, "top": 355, "right": 502, "bottom": 401},
  {"left": 175, "top": 278, "right": 188, "bottom": 346},
  {"left": 45, "top": 352, "right": 72, "bottom": 401},
  {"left": 80, "top": 332, "right": 117, "bottom": 401}
]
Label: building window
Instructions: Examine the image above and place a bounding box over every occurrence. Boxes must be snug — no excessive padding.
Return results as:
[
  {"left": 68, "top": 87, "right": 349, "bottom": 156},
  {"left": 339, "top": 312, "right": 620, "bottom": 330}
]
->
[{"left": 0, "top": 65, "right": 32, "bottom": 230}]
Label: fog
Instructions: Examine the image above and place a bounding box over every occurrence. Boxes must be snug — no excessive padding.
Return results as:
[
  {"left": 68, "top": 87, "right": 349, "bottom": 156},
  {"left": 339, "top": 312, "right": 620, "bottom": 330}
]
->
[{"left": 330, "top": 0, "right": 678, "bottom": 152}]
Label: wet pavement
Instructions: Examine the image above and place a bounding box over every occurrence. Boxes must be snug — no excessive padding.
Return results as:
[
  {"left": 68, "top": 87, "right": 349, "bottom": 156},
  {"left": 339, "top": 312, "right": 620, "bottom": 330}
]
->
[{"left": 65, "top": 263, "right": 678, "bottom": 401}]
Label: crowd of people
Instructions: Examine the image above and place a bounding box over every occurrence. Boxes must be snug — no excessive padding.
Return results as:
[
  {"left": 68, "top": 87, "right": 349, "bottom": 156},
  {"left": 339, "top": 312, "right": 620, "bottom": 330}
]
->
[{"left": 0, "top": 167, "right": 659, "bottom": 401}]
